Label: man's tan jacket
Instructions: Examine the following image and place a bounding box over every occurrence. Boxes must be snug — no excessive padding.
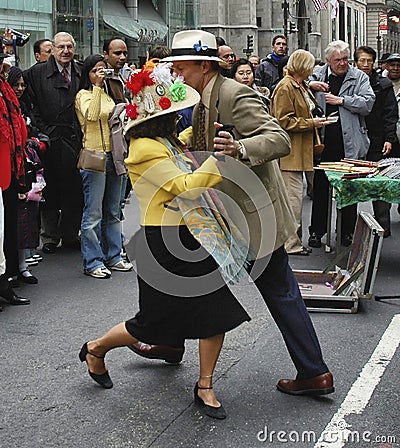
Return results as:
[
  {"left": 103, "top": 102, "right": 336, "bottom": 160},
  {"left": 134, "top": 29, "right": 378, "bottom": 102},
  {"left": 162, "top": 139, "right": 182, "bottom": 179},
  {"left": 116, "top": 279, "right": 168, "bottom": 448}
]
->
[{"left": 191, "top": 74, "right": 297, "bottom": 259}]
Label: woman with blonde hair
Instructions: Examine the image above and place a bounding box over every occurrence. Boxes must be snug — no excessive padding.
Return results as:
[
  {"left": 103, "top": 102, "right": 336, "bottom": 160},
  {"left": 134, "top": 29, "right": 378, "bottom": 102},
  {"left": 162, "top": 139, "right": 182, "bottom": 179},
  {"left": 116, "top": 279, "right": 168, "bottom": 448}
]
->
[{"left": 271, "top": 49, "right": 329, "bottom": 256}]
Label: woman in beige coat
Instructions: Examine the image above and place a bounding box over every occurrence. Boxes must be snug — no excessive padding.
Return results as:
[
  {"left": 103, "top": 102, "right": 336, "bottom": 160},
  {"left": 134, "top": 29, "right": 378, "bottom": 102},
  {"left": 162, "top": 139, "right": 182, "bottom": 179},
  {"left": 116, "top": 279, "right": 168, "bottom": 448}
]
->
[{"left": 271, "top": 49, "right": 328, "bottom": 255}]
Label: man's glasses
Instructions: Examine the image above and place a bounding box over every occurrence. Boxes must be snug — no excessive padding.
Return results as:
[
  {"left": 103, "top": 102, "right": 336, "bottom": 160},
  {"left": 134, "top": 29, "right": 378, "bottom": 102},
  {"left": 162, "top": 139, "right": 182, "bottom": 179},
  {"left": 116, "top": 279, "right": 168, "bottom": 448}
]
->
[
  {"left": 55, "top": 44, "right": 74, "bottom": 51},
  {"left": 222, "top": 53, "right": 235, "bottom": 60}
]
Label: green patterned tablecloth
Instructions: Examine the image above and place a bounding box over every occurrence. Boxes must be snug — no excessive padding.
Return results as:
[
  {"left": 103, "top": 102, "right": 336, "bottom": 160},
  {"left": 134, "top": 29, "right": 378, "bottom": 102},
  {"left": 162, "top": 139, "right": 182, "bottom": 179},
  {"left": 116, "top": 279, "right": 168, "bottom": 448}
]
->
[{"left": 325, "top": 171, "right": 400, "bottom": 209}]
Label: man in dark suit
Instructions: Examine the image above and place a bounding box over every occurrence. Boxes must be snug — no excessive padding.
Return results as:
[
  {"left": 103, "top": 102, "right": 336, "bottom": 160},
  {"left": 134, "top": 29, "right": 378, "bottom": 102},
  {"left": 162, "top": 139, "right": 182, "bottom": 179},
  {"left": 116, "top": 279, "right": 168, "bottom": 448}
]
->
[
  {"left": 130, "top": 30, "right": 334, "bottom": 397},
  {"left": 25, "top": 32, "right": 83, "bottom": 253},
  {"left": 354, "top": 46, "right": 398, "bottom": 237}
]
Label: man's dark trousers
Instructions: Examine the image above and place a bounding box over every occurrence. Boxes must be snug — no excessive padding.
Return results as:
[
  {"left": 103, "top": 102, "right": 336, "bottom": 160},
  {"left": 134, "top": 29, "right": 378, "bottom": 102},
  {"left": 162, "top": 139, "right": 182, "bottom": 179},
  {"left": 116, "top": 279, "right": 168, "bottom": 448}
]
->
[{"left": 249, "top": 246, "right": 329, "bottom": 379}]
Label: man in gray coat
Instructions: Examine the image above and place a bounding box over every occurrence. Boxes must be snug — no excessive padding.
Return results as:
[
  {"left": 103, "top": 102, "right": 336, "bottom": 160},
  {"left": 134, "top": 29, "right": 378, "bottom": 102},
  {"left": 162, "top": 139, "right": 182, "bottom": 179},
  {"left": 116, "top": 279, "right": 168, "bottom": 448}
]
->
[
  {"left": 130, "top": 30, "right": 334, "bottom": 398},
  {"left": 308, "top": 40, "right": 375, "bottom": 248}
]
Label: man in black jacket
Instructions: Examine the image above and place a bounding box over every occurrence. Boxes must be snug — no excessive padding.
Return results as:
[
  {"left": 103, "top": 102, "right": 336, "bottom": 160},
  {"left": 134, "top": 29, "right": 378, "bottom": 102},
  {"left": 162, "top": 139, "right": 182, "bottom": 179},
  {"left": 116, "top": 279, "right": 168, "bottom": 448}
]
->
[
  {"left": 25, "top": 32, "right": 83, "bottom": 253},
  {"left": 355, "top": 46, "right": 398, "bottom": 237},
  {"left": 255, "top": 34, "right": 287, "bottom": 91}
]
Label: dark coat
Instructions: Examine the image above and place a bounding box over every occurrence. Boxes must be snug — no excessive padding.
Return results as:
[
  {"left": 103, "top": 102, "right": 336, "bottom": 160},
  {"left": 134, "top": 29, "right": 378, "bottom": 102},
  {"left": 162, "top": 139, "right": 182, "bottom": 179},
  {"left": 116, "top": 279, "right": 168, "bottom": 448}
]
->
[
  {"left": 366, "top": 70, "right": 398, "bottom": 160},
  {"left": 26, "top": 55, "right": 81, "bottom": 147},
  {"left": 255, "top": 54, "right": 280, "bottom": 91},
  {"left": 24, "top": 55, "right": 82, "bottom": 205}
]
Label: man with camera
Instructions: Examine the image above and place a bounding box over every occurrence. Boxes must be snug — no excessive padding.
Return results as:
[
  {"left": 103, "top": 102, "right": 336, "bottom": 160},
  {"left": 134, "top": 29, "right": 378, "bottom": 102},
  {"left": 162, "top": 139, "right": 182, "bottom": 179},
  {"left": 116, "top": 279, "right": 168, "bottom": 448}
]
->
[
  {"left": 0, "top": 28, "right": 30, "bottom": 62},
  {"left": 102, "top": 37, "right": 129, "bottom": 104},
  {"left": 25, "top": 32, "right": 83, "bottom": 254}
]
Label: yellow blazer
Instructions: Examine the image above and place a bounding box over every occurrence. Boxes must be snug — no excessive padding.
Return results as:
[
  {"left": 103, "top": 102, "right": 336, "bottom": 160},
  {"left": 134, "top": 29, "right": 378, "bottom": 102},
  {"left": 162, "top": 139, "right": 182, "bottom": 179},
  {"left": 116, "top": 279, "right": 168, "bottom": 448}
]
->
[
  {"left": 125, "top": 138, "right": 222, "bottom": 226},
  {"left": 75, "top": 86, "right": 115, "bottom": 152}
]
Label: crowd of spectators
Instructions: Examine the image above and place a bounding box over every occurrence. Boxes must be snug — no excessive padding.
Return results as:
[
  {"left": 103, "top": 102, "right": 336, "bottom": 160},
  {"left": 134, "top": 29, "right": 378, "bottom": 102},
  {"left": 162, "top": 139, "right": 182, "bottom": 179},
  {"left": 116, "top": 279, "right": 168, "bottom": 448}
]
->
[{"left": 1, "top": 27, "right": 399, "bottom": 311}]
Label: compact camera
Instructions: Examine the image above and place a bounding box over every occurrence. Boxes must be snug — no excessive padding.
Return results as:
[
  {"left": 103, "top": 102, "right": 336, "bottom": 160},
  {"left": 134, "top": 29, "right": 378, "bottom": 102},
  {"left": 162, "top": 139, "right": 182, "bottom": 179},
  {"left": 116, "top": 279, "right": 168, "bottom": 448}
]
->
[
  {"left": 104, "top": 68, "right": 114, "bottom": 78},
  {"left": 1, "top": 29, "right": 30, "bottom": 47}
]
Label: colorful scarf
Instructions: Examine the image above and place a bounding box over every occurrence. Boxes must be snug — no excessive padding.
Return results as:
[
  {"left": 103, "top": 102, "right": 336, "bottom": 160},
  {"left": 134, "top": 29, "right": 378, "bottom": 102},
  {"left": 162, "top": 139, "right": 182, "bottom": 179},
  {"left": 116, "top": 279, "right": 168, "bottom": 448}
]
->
[
  {"left": 0, "top": 77, "right": 26, "bottom": 183},
  {"left": 159, "top": 136, "right": 253, "bottom": 284}
]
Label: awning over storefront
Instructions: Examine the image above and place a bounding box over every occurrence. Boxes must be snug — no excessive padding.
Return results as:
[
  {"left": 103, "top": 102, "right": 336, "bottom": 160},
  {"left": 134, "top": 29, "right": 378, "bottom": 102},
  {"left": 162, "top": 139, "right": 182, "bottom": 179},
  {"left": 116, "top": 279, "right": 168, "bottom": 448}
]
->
[{"left": 103, "top": 0, "right": 168, "bottom": 43}]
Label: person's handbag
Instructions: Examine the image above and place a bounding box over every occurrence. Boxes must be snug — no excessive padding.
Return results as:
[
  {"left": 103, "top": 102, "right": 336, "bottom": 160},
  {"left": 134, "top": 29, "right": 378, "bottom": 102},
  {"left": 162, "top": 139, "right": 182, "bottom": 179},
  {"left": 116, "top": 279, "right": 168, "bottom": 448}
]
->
[
  {"left": 77, "top": 111, "right": 106, "bottom": 173},
  {"left": 77, "top": 147, "right": 106, "bottom": 172}
]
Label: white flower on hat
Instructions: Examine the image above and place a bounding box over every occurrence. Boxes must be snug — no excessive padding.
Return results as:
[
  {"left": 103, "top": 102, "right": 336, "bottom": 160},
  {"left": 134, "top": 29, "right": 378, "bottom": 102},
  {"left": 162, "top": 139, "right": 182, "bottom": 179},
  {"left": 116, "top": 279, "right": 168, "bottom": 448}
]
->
[{"left": 151, "top": 62, "right": 173, "bottom": 86}]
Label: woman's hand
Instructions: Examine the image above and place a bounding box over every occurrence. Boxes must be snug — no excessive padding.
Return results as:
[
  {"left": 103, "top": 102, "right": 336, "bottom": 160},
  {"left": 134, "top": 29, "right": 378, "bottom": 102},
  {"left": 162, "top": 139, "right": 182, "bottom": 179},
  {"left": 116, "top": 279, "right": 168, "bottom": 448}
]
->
[
  {"left": 94, "top": 67, "right": 106, "bottom": 87},
  {"left": 313, "top": 117, "right": 328, "bottom": 128}
]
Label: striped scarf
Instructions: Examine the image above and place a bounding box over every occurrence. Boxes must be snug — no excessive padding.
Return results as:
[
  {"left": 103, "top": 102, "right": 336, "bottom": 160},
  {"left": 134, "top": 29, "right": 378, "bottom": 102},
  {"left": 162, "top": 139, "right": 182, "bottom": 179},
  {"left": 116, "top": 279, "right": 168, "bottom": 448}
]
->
[{"left": 159, "top": 136, "right": 253, "bottom": 284}]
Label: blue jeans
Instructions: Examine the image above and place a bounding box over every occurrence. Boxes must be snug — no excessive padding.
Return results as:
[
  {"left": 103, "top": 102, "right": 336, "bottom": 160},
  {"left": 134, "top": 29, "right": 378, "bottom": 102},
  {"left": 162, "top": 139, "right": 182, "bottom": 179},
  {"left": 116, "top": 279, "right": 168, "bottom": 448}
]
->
[{"left": 80, "top": 153, "right": 123, "bottom": 272}]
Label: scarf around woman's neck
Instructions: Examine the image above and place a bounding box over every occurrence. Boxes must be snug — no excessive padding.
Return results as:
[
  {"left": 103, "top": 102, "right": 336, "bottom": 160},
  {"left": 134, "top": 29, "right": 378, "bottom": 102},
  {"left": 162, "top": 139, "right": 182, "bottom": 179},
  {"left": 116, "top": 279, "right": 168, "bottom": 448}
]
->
[
  {"left": 158, "top": 136, "right": 253, "bottom": 284},
  {"left": 0, "top": 77, "right": 26, "bottom": 183}
]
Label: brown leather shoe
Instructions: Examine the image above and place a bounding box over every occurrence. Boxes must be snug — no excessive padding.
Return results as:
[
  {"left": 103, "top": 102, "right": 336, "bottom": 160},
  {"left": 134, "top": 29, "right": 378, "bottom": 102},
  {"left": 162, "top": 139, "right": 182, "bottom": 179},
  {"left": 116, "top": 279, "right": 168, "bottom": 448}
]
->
[
  {"left": 128, "top": 341, "right": 184, "bottom": 364},
  {"left": 277, "top": 372, "right": 334, "bottom": 396}
]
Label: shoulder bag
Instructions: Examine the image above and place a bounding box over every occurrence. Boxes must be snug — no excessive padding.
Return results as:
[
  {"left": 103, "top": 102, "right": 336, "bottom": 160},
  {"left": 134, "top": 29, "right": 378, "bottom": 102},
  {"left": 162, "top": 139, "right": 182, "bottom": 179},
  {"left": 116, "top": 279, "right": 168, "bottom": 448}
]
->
[{"left": 77, "top": 111, "right": 107, "bottom": 173}]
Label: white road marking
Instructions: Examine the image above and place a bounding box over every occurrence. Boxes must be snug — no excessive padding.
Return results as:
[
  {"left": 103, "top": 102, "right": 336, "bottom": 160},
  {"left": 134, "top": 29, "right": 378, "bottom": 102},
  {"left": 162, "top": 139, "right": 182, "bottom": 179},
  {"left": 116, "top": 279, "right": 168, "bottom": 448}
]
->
[{"left": 314, "top": 314, "right": 400, "bottom": 448}]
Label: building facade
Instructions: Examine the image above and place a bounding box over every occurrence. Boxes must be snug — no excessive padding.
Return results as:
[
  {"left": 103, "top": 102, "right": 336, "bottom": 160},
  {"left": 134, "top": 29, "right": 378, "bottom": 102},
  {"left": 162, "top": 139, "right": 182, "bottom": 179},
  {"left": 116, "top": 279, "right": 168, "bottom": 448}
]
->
[
  {"left": 367, "top": 0, "right": 400, "bottom": 60},
  {"left": 200, "top": 0, "right": 370, "bottom": 61},
  {"left": 0, "top": 0, "right": 52, "bottom": 68},
  {"left": 0, "top": 0, "right": 200, "bottom": 69},
  {"left": 1, "top": 0, "right": 399, "bottom": 70}
]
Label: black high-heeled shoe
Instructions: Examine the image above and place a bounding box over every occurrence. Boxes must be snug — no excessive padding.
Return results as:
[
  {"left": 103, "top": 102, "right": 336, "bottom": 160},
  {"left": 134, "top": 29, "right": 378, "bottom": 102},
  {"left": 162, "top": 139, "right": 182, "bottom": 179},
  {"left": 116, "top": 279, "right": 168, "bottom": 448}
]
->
[
  {"left": 79, "top": 342, "right": 113, "bottom": 389},
  {"left": 193, "top": 382, "right": 227, "bottom": 419}
]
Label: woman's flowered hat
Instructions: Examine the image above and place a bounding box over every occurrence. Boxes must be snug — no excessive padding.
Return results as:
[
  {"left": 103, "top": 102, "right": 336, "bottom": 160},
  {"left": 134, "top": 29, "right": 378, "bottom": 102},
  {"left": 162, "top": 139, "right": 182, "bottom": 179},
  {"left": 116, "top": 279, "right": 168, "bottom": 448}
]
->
[{"left": 123, "top": 62, "right": 200, "bottom": 133}]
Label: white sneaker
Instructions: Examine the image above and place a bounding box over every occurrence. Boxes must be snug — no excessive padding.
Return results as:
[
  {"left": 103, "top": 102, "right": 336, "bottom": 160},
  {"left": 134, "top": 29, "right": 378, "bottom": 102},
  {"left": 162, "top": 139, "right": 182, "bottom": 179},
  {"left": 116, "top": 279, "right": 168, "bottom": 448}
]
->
[
  {"left": 85, "top": 267, "right": 111, "bottom": 279},
  {"left": 101, "top": 266, "right": 112, "bottom": 276},
  {"left": 25, "top": 257, "right": 39, "bottom": 266},
  {"left": 32, "top": 254, "right": 43, "bottom": 262},
  {"left": 108, "top": 260, "right": 133, "bottom": 271}
]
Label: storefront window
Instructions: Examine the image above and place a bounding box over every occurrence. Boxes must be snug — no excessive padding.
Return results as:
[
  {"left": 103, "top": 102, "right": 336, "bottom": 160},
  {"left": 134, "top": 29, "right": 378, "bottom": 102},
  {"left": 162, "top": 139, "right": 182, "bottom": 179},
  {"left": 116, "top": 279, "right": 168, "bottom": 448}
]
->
[{"left": 56, "top": 0, "right": 89, "bottom": 60}]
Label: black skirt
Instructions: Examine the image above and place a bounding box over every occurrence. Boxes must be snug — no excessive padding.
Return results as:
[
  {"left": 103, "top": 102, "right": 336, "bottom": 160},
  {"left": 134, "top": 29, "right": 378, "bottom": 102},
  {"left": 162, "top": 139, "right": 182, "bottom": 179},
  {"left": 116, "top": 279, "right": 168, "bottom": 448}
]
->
[{"left": 125, "top": 226, "right": 250, "bottom": 347}]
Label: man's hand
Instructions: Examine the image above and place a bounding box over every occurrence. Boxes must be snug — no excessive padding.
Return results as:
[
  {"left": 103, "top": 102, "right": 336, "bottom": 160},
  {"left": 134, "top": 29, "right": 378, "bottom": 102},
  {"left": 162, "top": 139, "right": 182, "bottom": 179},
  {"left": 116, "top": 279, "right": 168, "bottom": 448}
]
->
[
  {"left": 213, "top": 122, "right": 240, "bottom": 157},
  {"left": 2, "top": 28, "right": 14, "bottom": 53},
  {"left": 383, "top": 141, "right": 392, "bottom": 156},
  {"left": 325, "top": 92, "right": 343, "bottom": 105},
  {"left": 309, "top": 81, "right": 329, "bottom": 92}
]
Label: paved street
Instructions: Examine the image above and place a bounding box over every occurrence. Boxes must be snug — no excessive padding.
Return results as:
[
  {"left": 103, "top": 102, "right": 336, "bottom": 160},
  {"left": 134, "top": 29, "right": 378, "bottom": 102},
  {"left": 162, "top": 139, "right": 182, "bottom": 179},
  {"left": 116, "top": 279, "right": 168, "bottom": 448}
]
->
[{"left": 1, "top": 192, "right": 399, "bottom": 448}]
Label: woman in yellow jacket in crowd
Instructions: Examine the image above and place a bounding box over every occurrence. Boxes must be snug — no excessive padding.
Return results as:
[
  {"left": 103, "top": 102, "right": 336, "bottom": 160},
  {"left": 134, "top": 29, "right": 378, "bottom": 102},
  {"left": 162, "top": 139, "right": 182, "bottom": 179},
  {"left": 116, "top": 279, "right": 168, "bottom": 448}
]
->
[
  {"left": 79, "top": 63, "right": 250, "bottom": 419},
  {"left": 75, "top": 54, "right": 133, "bottom": 279}
]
